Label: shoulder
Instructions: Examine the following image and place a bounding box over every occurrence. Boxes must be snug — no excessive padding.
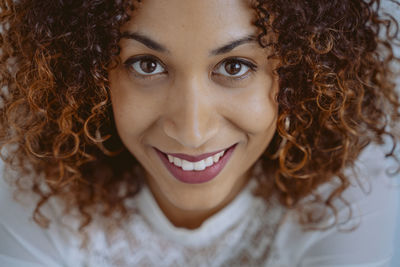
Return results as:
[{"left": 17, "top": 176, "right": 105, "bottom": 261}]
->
[
  {"left": 269, "top": 143, "right": 400, "bottom": 267},
  {"left": 0, "top": 160, "right": 84, "bottom": 267}
]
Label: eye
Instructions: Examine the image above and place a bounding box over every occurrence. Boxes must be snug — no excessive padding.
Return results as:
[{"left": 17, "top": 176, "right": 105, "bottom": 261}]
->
[
  {"left": 124, "top": 55, "right": 166, "bottom": 76},
  {"left": 213, "top": 58, "right": 257, "bottom": 78}
]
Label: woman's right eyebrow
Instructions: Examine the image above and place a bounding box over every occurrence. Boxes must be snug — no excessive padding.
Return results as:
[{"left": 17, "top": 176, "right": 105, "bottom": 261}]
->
[{"left": 121, "top": 31, "right": 170, "bottom": 53}]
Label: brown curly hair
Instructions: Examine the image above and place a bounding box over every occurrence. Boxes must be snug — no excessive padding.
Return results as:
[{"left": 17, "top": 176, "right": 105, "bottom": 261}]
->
[{"left": 0, "top": 0, "right": 399, "bottom": 233}]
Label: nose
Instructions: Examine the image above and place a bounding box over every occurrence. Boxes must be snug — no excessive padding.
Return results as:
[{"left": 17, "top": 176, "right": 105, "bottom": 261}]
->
[{"left": 162, "top": 75, "right": 219, "bottom": 149}]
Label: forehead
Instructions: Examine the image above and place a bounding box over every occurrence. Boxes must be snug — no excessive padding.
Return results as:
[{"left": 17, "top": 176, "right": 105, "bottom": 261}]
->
[{"left": 120, "top": 0, "right": 257, "bottom": 50}]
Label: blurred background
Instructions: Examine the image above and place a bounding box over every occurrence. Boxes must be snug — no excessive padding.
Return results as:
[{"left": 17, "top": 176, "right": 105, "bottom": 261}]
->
[{"left": 382, "top": 0, "right": 400, "bottom": 265}]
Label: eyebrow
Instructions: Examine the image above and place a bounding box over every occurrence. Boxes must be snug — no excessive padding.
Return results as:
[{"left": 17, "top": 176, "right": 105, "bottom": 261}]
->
[
  {"left": 121, "top": 31, "right": 169, "bottom": 53},
  {"left": 210, "top": 35, "right": 256, "bottom": 56},
  {"left": 121, "top": 31, "right": 256, "bottom": 56}
]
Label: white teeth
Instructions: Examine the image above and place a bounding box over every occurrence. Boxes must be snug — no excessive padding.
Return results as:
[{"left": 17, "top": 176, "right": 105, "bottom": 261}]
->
[
  {"left": 173, "top": 157, "right": 182, "bottom": 167},
  {"left": 205, "top": 156, "right": 214, "bottom": 167},
  {"left": 194, "top": 160, "right": 206, "bottom": 171},
  {"left": 212, "top": 151, "right": 224, "bottom": 163},
  {"left": 166, "top": 150, "right": 227, "bottom": 171},
  {"left": 181, "top": 160, "right": 194, "bottom": 171}
]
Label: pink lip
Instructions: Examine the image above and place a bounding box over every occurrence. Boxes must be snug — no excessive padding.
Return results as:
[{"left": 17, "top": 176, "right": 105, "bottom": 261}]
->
[
  {"left": 154, "top": 143, "right": 238, "bottom": 184},
  {"left": 163, "top": 147, "right": 228, "bottom": 162}
]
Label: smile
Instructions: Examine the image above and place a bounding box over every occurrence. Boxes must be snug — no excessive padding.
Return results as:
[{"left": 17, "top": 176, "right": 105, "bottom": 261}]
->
[
  {"left": 167, "top": 150, "right": 225, "bottom": 171},
  {"left": 154, "top": 143, "right": 238, "bottom": 184}
]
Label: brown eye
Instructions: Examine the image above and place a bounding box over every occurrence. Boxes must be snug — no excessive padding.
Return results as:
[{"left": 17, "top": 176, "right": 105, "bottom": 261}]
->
[
  {"left": 214, "top": 58, "right": 257, "bottom": 78},
  {"left": 125, "top": 56, "right": 166, "bottom": 76},
  {"left": 140, "top": 59, "right": 157, "bottom": 73},
  {"left": 224, "top": 60, "right": 242, "bottom": 75}
]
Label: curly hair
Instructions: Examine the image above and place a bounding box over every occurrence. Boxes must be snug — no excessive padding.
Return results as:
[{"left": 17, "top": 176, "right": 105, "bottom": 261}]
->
[
  {"left": 253, "top": 0, "right": 400, "bottom": 225},
  {"left": 0, "top": 0, "right": 399, "bottom": 234}
]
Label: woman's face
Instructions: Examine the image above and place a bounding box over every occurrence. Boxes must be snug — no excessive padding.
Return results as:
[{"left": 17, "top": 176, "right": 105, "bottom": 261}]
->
[{"left": 108, "top": 0, "right": 279, "bottom": 226}]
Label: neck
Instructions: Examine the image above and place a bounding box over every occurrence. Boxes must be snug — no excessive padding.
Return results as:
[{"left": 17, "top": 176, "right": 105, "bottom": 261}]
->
[{"left": 146, "top": 170, "right": 252, "bottom": 230}]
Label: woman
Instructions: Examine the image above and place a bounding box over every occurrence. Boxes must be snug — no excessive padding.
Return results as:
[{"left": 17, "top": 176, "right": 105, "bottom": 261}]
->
[{"left": 0, "top": 0, "right": 399, "bottom": 266}]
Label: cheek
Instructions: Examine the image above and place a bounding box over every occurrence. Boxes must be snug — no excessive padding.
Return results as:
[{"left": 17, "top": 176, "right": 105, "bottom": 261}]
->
[
  {"left": 108, "top": 71, "right": 161, "bottom": 139},
  {"left": 223, "top": 80, "right": 279, "bottom": 134}
]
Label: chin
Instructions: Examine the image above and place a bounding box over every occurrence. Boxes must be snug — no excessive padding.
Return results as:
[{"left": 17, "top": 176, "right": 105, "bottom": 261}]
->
[{"left": 166, "top": 179, "right": 238, "bottom": 212}]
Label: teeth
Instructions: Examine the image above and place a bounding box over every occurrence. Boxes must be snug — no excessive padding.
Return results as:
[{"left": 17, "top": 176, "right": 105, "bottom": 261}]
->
[
  {"left": 181, "top": 160, "right": 194, "bottom": 171},
  {"left": 205, "top": 157, "right": 214, "bottom": 167},
  {"left": 173, "top": 157, "right": 182, "bottom": 167},
  {"left": 194, "top": 160, "right": 206, "bottom": 171},
  {"left": 212, "top": 154, "right": 219, "bottom": 162},
  {"left": 166, "top": 150, "right": 226, "bottom": 171},
  {"left": 212, "top": 151, "right": 224, "bottom": 163}
]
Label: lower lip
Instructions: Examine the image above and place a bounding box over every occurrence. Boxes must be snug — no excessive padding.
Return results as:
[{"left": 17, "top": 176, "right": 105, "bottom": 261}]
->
[{"left": 155, "top": 144, "right": 237, "bottom": 184}]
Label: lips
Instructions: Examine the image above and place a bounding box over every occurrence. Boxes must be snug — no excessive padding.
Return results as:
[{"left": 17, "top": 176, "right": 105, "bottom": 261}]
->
[
  {"left": 154, "top": 143, "right": 237, "bottom": 184},
  {"left": 167, "top": 147, "right": 228, "bottom": 162}
]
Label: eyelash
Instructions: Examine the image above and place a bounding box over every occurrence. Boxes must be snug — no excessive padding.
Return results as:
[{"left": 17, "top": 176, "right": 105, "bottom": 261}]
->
[
  {"left": 123, "top": 55, "right": 258, "bottom": 81},
  {"left": 213, "top": 58, "right": 257, "bottom": 81},
  {"left": 124, "top": 55, "right": 167, "bottom": 80}
]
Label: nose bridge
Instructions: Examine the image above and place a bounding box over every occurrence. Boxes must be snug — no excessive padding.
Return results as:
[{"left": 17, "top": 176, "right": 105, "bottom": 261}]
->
[{"left": 163, "top": 74, "right": 218, "bottom": 148}]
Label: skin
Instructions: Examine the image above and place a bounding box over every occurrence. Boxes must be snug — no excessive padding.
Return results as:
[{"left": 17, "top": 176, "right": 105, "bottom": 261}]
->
[{"left": 108, "top": 0, "right": 279, "bottom": 229}]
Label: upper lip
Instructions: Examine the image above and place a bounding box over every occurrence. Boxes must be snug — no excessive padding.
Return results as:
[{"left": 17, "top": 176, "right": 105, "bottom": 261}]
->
[{"left": 156, "top": 143, "right": 236, "bottom": 162}]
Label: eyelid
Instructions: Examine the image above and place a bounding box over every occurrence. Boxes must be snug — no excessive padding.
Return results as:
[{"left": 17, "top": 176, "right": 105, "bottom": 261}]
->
[
  {"left": 212, "top": 57, "right": 258, "bottom": 79},
  {"left": 123, "top": 55, "right": 167, "bottom": 79},
  {"left": 122, "top": 55, "right": 258, "bottom": 83}
]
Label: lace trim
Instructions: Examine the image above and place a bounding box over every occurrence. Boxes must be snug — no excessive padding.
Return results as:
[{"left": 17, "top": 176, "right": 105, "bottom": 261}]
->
[{"left": 84, "top": 193, "right": 285, "bottom": 266}]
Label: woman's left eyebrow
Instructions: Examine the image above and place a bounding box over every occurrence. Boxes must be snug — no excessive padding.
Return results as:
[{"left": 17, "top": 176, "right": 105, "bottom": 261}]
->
[{"left": 209, "top": 35, "right": 256, "bottom": 56}]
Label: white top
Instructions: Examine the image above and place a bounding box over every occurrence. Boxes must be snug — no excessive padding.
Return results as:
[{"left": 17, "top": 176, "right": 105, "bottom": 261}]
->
[{"left": 0, "top": 143, "right": 399, "bottom": 267}]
